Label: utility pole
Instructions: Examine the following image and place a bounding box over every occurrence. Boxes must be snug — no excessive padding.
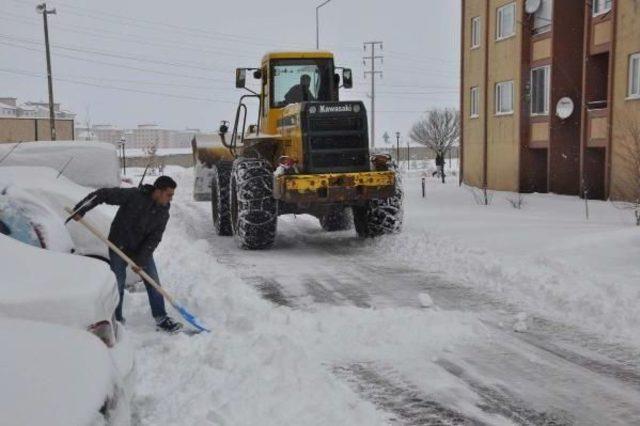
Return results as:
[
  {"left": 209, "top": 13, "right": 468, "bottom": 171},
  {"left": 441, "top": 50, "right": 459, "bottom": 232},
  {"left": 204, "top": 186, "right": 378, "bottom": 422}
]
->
[
  {"left": 363, "top": 41, "right": 383, "bottom": 150},
  {"left": 395, "top": 131, "right": 400, "bottom": 164},
  {"left": 316, "top": 0, "right": 333, "bottom": 50},
  {"left": 37, "top": 3, "right": 57, "bottom": 141}
]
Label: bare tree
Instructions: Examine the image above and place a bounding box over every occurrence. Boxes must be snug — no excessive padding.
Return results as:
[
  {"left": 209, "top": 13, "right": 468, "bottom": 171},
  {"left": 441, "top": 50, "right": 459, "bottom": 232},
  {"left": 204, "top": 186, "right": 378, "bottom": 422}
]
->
[
  {"left": 409, "top": 108, "right": 460, "bottom": 158},
  {"left": 612, "top": 112, "right": 640, "bottom": 225},
  {"left": 143, "top": 143, "right": 160, "bottom": 176}
]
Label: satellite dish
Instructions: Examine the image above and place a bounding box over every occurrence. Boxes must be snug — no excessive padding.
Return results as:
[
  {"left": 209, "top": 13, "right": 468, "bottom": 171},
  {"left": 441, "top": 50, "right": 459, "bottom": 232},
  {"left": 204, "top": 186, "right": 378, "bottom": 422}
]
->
[
  {"left": 525, "top": 0, "right": 542, "bottom": 14},
  {"left": 556, "top": 97, "right": 575, "bottom": 120}
]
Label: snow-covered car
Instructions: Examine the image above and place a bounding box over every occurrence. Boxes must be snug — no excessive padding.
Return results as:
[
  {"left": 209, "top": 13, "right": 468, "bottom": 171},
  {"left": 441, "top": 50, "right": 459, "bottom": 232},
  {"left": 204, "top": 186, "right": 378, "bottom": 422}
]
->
[
  {"left": 0, "top": 140, "right": 121, "bottom": 188},
  {"left": 0, "top": 166, "right": 138, "bottom": 283},
  {"left": 0, "top": 318, "right": 129, "bottom": 426},
  {"left": 0, "top": 234, "right": 133, "bottom": 383},
  {"left": 0, "top": 188, "right": 74, "bottom": 253}
]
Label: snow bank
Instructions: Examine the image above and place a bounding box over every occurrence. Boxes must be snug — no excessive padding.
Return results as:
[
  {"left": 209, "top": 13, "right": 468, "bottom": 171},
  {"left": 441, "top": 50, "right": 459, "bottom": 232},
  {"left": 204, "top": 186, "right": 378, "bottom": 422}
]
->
[
  {"left": 368, "top": 176, "right": 640, "bottom": 347},
  {"left": 0, "top": 140, "right": 121, "bottom": 187},
  {"left": 0, "top": 318, "right": 115, "bottom": 426},
  {"left": 0, "top": 234, "right": 118, "bottom": 328}
]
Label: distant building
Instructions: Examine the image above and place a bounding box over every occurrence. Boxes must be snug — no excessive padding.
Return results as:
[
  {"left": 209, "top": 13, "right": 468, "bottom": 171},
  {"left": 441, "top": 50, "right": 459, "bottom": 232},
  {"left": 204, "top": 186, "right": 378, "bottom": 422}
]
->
[
  {"left": 92, "top": 124, "right": 124, "bottom": 145},
  {"left": 460, "top": 0, "right": 640, "bottom": 201},
  {"left": 73, "top": 122, "right": 215, "bottom": 150},
  {"left": 0, "top": 97, "right": 75, "bottom": 142}
]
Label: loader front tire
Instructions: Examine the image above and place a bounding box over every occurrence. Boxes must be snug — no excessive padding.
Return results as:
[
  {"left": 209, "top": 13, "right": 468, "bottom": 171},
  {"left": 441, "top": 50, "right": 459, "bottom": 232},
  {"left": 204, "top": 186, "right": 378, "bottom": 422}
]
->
[
  {"left": 353, "top": 174, "right": 403, "bottom": 238},
  {"left": 211, "top": 162, "right": 233, "bottom": 236},
  {"left": 230, "top": 158, "right": 277, "bottom": 250}
]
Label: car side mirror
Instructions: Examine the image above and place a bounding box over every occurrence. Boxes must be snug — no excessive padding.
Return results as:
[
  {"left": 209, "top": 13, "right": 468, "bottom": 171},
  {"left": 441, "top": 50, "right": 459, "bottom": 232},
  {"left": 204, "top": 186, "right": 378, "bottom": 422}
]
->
[
  {"left": 342, "top": 68, "right": 353, "bottom": 89},
  {"left": 236, "top": 69, "right": 246, "bottom": 89}
]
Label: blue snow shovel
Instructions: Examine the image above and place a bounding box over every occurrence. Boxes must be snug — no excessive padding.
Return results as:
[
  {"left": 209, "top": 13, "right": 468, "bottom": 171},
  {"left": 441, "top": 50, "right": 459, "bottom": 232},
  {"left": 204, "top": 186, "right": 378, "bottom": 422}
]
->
[{"left": 65, "top": 207, "right": 210, "bottom": 333}]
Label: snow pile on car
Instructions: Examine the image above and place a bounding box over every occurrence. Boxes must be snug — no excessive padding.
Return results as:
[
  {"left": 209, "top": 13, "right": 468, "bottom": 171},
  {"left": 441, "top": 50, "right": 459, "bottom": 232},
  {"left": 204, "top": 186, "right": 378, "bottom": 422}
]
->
[
  {"left": 0, "top": 187, "right": 74, "bottom": 253},
  {"left": 0, "top": 140, "right": 121, "bottom": 188},
  {"left": 0, "top": 318, "right": 117, "bottom": 426},
  {"left": 0, "top": 234, "right": 119, "bottom": 328},
  {"left": 0, "top": 166, "right": 115, "bottom": 258}
]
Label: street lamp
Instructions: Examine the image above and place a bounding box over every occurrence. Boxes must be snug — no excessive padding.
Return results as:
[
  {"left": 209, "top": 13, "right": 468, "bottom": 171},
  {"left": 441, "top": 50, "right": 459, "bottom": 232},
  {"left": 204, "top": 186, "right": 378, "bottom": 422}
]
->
[{"left": 316, "top": 0, "right": 333, "bottom": 50}]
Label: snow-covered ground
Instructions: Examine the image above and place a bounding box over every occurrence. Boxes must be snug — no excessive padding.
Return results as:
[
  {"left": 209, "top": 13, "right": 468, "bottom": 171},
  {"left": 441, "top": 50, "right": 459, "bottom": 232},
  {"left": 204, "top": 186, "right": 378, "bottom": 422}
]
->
[
  {"left": 3, "top": 161, "right": 640, "bottom": 425},
  {"left": 117, "top": 166, "right": 640, "bottom": 425}
]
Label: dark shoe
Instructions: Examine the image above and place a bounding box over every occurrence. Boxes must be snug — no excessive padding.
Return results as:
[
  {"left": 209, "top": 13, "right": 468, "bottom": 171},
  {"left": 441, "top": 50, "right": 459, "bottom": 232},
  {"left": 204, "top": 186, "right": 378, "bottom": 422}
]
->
[{"left": 156, "top": 316, "right": 183, "bottom": 333}]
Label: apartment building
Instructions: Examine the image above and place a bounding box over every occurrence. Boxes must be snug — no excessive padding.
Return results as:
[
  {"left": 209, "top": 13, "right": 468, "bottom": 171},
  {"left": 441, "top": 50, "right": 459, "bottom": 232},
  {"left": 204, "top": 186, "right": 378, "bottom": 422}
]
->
[{"left": 460, "top": 0, "right": 640, "bottom": 200}]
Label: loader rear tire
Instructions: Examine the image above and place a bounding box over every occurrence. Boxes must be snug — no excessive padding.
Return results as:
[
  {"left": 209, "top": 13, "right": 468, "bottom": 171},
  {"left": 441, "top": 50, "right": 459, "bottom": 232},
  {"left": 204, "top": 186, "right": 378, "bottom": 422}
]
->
[
  {"left": 211, "top": 162, "right": 233, "bottom": 236},
  {"left": 319, "top": 207, "right": 353, "bottom": 232},
  {"left": 353, "top": 174, "right": 403, "bottom": 238},
  {"left": 230, "top": 158, "right": 277, "bottom": 250}
]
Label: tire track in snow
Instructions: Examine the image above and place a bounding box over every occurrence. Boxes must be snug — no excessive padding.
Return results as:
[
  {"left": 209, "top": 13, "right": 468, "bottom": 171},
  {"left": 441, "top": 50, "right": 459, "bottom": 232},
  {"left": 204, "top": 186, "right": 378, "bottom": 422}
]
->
[
  {"left": 284, "top": 215, "right": 640, "bottom": 393},
  {"left": 242, "top": 276, "right": 294, "bottom": 307},
  {"left": 333, "top": 363, "right": 485, "bottom": 426},
  {"left": 436, "top": 359, "right": 573, "bottom": 426}
]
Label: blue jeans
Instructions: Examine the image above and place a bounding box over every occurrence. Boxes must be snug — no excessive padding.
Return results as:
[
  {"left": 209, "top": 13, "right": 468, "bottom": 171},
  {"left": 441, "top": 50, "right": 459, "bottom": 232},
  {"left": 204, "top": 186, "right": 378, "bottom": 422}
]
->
[{"left": 109, "top": 249, "right": 167, "bottom": 322}]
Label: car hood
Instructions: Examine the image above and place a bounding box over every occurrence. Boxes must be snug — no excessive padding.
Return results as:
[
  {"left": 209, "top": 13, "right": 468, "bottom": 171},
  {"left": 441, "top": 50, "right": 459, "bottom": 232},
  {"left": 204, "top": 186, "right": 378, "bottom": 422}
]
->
[{"left": 0, "top": 234, "right": 119, "bottom": 328}]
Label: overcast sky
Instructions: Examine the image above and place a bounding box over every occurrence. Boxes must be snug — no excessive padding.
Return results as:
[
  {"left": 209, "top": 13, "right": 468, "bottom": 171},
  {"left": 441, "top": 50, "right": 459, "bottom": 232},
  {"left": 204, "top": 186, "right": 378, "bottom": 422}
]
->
[{"left": 0, "top": 0, "right": 460, "bottom": 146}]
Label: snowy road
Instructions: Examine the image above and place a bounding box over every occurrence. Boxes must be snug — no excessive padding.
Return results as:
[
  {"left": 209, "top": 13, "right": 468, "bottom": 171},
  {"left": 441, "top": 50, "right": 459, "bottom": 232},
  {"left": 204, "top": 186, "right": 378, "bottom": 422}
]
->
[{"left": 125, "top": 169, "right": 640, "bottom": 425}]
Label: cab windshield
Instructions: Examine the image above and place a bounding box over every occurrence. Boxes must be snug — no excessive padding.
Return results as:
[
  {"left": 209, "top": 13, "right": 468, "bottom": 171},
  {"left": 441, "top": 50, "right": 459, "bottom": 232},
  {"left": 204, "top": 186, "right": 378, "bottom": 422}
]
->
[{"left": 271, "top": 59, "right": 335, "bottom": 108}]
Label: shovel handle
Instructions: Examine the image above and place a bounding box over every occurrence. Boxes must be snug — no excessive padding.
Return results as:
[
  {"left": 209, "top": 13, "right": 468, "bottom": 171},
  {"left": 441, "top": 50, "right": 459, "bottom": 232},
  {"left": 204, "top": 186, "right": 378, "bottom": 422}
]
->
[{"left": 64, "top": 207, "right": 176, "bottom": 306}]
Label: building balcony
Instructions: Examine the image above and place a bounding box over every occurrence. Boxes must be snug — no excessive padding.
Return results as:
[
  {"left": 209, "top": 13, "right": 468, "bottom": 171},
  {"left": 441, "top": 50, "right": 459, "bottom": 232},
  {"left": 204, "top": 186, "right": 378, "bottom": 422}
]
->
[
  {"left": 589, "top": 14, "right": 613, "bottom": 55},
  {"left": 586, "top": 107, "right": 609, "bottom": 148}
]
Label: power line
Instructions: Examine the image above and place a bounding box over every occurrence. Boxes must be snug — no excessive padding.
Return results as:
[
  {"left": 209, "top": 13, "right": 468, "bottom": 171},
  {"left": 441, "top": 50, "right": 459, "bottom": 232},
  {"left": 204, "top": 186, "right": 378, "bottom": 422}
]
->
[
  {"left": 0, "top": 67, "right": 238, "bottom": 104},
  {"left": 0, "top": 41, "right": 234, "bottom": 83},
  {"left": 8, "top": 0, "right": 309, "bottom": 50},
  {"left": 0, "top": 11, "right": 262, "bottom": 61},
  {"left": 0, "top": 33, "right": 232, "bottom": 74}
]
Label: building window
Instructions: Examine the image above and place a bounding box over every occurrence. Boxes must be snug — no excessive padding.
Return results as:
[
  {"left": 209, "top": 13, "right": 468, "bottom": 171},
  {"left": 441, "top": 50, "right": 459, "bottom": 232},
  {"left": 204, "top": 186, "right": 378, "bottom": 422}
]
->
[
  {"left": 497, "top": 3, "right": 516, "bottom": 41},
  {"left": 496, "top": 81, "right": 514, "bottom": 115},
  {"left": 471, "top": 17, "right": 481, "bottom": 49},
  {"left": 531, "top": 66, "right": 551, "bottom": 115},
  {"left": 470, "top": 87, "right": 480, "bottom": 118},
  {"left": 593, "top": 0, "right": 612, "bottom": 16},
  {"left": 533, "top": 0, "right": 553, "bottom": 34},
  {"left": 629, "top": 53, "right": 640, "bottom": 98}
]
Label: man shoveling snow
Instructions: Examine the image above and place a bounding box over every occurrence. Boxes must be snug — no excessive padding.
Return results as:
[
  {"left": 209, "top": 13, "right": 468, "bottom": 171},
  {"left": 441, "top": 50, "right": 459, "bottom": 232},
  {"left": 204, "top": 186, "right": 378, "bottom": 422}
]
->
[{"left": 71, "top": 176, "right": 183, "bottom": 333}]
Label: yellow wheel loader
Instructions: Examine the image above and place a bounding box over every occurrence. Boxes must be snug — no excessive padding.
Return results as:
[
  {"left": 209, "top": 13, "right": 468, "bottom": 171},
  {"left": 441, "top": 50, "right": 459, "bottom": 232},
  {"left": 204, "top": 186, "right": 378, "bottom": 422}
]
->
[{"left": 192, "top": 51, "right": 403, "bottom": 249}]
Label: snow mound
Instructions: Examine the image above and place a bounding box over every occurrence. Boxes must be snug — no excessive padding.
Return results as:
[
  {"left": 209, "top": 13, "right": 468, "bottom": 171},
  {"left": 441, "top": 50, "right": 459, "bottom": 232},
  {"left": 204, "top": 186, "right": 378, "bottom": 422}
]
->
[{"left": 419, "top": 292, "right": 434, "bottom": 308}]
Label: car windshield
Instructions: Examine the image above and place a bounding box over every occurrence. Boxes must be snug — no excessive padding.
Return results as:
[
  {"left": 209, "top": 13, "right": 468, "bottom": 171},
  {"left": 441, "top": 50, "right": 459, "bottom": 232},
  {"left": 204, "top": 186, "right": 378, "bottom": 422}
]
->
[{"left": 271, "top": 59, "right": 334, "bottom": 108}]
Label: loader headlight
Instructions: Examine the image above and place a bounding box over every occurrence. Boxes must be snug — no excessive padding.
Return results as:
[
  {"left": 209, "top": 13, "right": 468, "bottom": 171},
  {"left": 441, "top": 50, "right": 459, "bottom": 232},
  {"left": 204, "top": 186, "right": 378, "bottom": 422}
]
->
[{"left": 353, "top": 104, "right": 361, "bottom": 113}]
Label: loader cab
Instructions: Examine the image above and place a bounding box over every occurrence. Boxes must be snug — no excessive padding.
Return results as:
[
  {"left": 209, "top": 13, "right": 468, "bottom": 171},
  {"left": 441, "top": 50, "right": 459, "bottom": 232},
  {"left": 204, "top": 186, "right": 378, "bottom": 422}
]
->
[{"left": 236, "top": 52, "right": 353, "bottom": 135}]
